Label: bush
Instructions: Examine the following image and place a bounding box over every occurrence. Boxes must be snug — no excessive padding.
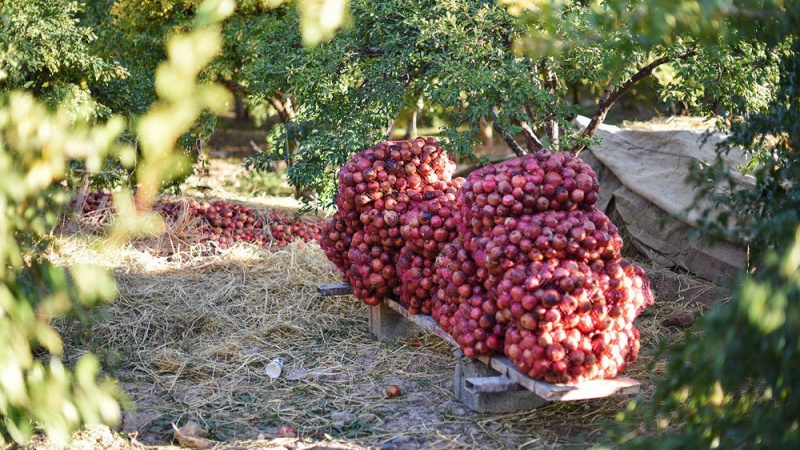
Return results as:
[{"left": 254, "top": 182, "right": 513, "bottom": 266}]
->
[
  {"left": 0, "top": 0, "right": 126, "bottom": 117},
  {"left": 0, "top": 0, "right": 234, "bottom": 444},
  {"left": 0, "top": 91, "right": 126, "bottom": 446},
  {"left": 620, "top": 40, "right": 800, "bottom": 450},
  {"left": 529, "top": 2, "right": 800, "bottom": 448}
]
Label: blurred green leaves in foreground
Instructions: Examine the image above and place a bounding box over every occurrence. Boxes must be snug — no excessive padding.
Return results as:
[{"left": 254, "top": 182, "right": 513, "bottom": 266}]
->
[{"left": 0, "top": 0, "right": 234, "bottom": 444}]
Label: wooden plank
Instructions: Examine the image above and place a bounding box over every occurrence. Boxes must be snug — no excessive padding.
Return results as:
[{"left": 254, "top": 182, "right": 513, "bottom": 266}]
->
[
  {"left": 464, "top": 376, "right": 521, "bottom": 394},
  {"left": 381, "top": 296, "right": 641, "bottom": 401},
  {"left": 317, "top": 283, "right": 642, "bottom": 401},
  {"left": 382, "top": 297, "right": 459, "bottom": 347},
  {"left": 369, "top": 302, "right": 424, "bottom": 341},
  {"left": 484, "top": 356, "right": 641, "bottom": 401},
  {"left": 317, "top": 283, "right": 354, "bottom": 296},
  {"left": 544, "top": 377, "right": 641, "bottom": 401}
]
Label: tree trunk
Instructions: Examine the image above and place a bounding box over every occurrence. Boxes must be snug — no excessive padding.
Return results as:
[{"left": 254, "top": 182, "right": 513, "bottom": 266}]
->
[
  {"left": 491, "top": 107, "right": 526, "bottom": 157},
  {"left": 404, "top": 109, "right": 418, "bottom": 139},
  {"left": 234, "top": 96, "right": 249, "bottom": 121},
  {"left": 479, "top": 117, "right": 493, "bottom": 146},
  {"left": 267, "top": 93, "right": 305, "bottom": 199},
  {"left": 568, "top": 50, "right": 697, "bottom": 155}
]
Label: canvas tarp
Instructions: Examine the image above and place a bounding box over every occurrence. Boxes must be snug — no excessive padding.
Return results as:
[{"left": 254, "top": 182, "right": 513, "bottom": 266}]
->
[{"left": 575, "top": 116, "right": 754, "bottom": 283}]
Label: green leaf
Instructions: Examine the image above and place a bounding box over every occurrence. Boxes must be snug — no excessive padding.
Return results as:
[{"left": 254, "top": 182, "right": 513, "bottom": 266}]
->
[
  {"left": 297, "top": 0, "right": 349, "bottom": 47},
  {"left": 70, "top": 265, "right": 117, "bottom": 306}
]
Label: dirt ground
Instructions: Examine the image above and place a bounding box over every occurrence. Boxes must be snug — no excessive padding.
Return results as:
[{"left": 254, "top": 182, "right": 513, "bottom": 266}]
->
[{"left": 22, "top": 118, "right": 729, "bottom": 450}]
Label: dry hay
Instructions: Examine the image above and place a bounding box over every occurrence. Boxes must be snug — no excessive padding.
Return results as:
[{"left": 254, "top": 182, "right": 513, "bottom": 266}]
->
[
  {"left": 620, "top": 116, "right": 718, "bottom": 131},
  {"left": 60, "top": 192, "right": 210, "bottom": 259},
  {"left": 66, "top": 189, "right": 117, "bottom": 235},
  {"left": 49, "top": 237, "right": 458, "bottom": 447},
  {"left": 45, "top": 227, "right": 725, "bottom": 449}
]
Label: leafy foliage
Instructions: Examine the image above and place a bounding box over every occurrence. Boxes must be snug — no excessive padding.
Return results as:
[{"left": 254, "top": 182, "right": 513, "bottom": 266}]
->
[
  {"left": 515, "top": 2, "right": 800, "bottom": 448},
  {"left": 79, "top": 0, "right": 209, "bottom": 190},
  {"left": 76, "top": 0, "right": 349, "bottom": 193},
  {"left": 239, "top": 0, "right": 785, "bottom": 209},
  {"left": 644, "top": 16, "right": 800, "bottom": 448},
  {"left": 0, "top": 0, "right": 233, "bottom": 444},
  {"left": 688, "top": 40, "right": 800, "bottom": 259},
  {"left": 0, "top": 92, "right": 126, "bottom": 446},
  {"left": 0, "top": 0, "right": 127, "bottom": 118},
  {"left": 624, "top": 227, "right": 800, "bottom": 449}
]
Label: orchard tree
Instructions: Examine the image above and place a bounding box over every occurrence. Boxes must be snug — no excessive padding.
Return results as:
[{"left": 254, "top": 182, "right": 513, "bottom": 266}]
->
[
  {"left": 80, "top": 1, "right": 348, "bottom": 192},
  {"left": 240, "top": 0, "right": 780, "bottom": 208},
  {"left": 0, "top": 0, "right": 235, "bottom": 444},
  {"left": 1, "top": 0, "right": 350, "bottom": 443},
  {"left": 502, "top": 1, "right": 800, "bottom": 448},
  {"left": 82, "top": 0, "right": 229, "bottom": 177},
  {"left": 0, "top": 0, "right": 127, "bottom": 118}
]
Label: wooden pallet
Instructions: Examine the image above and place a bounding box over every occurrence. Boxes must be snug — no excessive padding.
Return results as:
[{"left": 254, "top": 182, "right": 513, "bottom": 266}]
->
[{"left": 317, "top": 283, "right": 641, "bottom": 411}]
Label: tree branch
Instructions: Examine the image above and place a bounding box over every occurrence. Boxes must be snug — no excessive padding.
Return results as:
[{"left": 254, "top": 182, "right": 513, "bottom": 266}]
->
[
  {"left": 266, "top": 95, "right": 291, "bottom": 124},
  {"left": 491, "top": 107, "right": 526, "bottom": 157},
  {"left": 277, "top": 91, "right": 296, "bottom": 118},
  {"left": 404, "top": 62, "right": 431, "bottom": 83},
  {"left": 360, "top": 47, "right": 385, "bottom": 57},
  {"left": 569, "top": 50, "right": 697, "bottom": 154},
  {"left": 385, "top": 118, "right": 396, "bottom": 140},
  {"left": 265, "top": 92, "right": 302, "bottom": 197},
  {"left": 218, "top": 79, "right": 251, "bottom": 96},
  {"left": 524, "top": 61, "right": 542, "bottom": 124},
  {"left": 529, "top": 60, "right": 542, "bottom": 90},
  {"left": 545, "top": 64, "right": 560, "bottom": 148},
  {"left": 519, "top": 120, "right": 545, "bottom": 153}
]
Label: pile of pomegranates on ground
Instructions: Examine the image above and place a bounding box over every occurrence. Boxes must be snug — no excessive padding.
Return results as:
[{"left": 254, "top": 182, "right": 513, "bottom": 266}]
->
[
  {"left": 320, "top": 137, "right": 654, "bottom": 384},
  {"left": 74, "top": 192, "right": 322, "bottom": 251}
]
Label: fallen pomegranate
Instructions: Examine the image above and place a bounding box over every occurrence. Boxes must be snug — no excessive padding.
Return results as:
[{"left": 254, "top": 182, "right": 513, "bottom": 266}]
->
[
  {"left": 72, "top": 193, "right": 323, "bottom": 253},
  {"left": 277, "top": 425, "right": 296, "bottom": 437},
  {"left": 386, "top": 385, "right": 402, "bottom": 398}
]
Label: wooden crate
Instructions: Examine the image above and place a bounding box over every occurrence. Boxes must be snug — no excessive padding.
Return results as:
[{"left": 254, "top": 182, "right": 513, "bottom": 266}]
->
[{"left": 317, "top": 283, "right": 641, "bottom": 412}]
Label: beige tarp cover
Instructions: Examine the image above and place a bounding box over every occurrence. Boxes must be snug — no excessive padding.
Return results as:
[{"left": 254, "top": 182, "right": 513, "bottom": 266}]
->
[{"left": 575, "top": 116, "right": 754, "bottom": 283}]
